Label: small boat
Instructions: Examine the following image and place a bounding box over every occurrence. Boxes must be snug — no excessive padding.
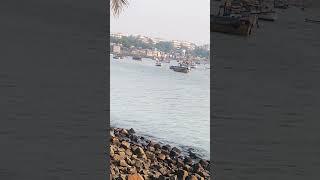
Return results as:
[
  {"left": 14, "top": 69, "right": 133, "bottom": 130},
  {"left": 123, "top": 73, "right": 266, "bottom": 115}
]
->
[
  {"left": 170, "top": 64, "right": 191, "bottom": 73},
  {"left": 211, "top": 14, "right": 257, "bottom": 36},
  {"left": 132, "top": 56, "right": 142, "bottom": 61},
  {"left": 305, "top": 18, "right": 320, "bottom": 24},
  {"left": 155, "top": 59, "right": 162, "bottom": 66},
  {"left": 190, "top": 62, "right": 197, "bottom": 69}
]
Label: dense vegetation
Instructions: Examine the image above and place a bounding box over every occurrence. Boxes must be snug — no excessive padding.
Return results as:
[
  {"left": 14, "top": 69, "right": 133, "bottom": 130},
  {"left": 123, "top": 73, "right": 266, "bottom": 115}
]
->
[{"left": 110, "top": 36, "right": 209, "bottom": 58}]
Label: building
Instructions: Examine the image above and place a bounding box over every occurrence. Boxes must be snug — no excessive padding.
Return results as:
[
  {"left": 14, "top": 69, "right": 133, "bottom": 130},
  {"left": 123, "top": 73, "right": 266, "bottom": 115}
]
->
[
  {"left": 112, "top": 45, "right": 121, "bottom": 54},
  {"left": 172, "top": 40, "right": 181, "bottom": 49},
  {"left": 110, "top": 32, "right": 124, "bottom": 39}
]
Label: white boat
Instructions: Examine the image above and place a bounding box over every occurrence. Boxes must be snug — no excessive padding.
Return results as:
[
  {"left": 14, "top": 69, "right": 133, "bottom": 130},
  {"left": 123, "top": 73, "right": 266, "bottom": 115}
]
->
[{"left": 190, "top": 62, "right": 197, "bottom": 69}]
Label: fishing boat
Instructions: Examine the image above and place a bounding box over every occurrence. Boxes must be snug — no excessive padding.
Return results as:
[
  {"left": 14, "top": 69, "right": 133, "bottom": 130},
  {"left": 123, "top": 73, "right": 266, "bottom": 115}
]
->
[
  {"left": 132, "top": 56, "right": 142, "bottom": 61},
  {"left": 211, "top": 14, "right": 257, "bottom": 36},
  {"left": 170, "top": 63, "right": 191, "bottom": 73},
  {"left": 113, "top": 55, "right": 123, "bottom": 59},
  {"left": 190, "top": 62, "right": 197, "bottom": 69},
  {"left": 155, "top": 59, "right": 162, "bottom": 66},
  {"left": 211, "top": 3, "right": 258, "bottom": 36}
]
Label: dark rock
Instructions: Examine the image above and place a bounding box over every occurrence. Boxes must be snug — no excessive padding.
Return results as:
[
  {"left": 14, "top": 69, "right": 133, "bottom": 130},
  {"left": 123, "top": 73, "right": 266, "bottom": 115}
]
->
[
  {"left": 128, "top": 128, "right": 135, "bottom": 134},
  {"left": 154, "top": 143, "right": 161, "bottom": 149},
  {"left": 184, "top": 157, "right": 193, "bottom": 165},
  {"left": 162, "top": 144, "right": 172, "bottom": 151},
  {"left": 177, "top": 169, "right": 188, "bottom": 180}
]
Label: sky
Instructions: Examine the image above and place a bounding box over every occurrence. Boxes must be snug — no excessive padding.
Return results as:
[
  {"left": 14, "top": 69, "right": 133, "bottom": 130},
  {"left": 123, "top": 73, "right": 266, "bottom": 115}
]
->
[{"left": 110, "top": 0, "right": 210, "bottom": 45}]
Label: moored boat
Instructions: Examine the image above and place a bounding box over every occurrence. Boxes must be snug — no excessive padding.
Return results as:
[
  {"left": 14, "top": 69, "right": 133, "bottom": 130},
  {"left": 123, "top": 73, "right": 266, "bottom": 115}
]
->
[
  {"left": 132, "top": 56, "right": 142, "bottom": 61},
  {"left": 211, "top": 14, "right": 257, "bottom": 36},
  {"left": 170, "top": 64, "right": 191, "bottom": 73},
  {"left": 155, "top": 59, "right": 162, "bottom": 66}
]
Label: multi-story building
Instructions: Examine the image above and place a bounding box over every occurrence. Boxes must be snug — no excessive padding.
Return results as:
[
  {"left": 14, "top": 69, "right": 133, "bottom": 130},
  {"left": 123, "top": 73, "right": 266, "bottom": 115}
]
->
[
  {"left": 172, "top": 40, "right": 181, "bottom": 49},
  {"left": 112, "top": 44, "right": 121, "bottom": 54}
]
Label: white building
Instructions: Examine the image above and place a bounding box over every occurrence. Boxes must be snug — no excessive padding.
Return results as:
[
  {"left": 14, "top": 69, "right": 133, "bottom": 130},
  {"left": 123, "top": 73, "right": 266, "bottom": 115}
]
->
[{"left": 112, "top": 45, "right": 121, "bottom": 54}]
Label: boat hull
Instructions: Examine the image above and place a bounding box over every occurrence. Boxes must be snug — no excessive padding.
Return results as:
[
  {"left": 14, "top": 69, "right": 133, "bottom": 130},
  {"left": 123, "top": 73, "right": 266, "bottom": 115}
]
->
[{"left": 211, "top": 15, "right": 257, "bottom": 36}]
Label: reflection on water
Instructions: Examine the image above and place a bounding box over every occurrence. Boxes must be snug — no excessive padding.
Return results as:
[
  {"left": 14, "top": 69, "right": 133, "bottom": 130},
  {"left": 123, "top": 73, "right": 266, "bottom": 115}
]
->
[
  {"left": 213, "top": 6, "right": 320, "bottom": 180},
  {"left": 111, "top": 56, "right": 210, "bottom": 159}
]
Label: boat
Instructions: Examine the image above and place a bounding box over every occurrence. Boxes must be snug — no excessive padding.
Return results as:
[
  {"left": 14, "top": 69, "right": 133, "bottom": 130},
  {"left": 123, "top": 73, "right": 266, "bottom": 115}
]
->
[
  {"left": 132, "top": 56, "right": 142, "bottom": 61},
  {"left": 211, "top": 14, "right": 257, "bottom": 36},
  {"left": 258, "top": 10, "right": 277, "bottom": 21},
  {"left": 211, "top": 3, "right": 257, "bottom": 36},
  {"left": 305, "top": 18, "right": 320, "bottom": 24},
  {"left": 113, "top": 55, "right": 123, "bottom": 59},
  {"left": 190, "top": 62, "right": 197, "bottom": 69},
  {"left": 170, "top": 64, "right": 191, "bottom": 73},
  {"left": 155, "top": 59, "right": 162, "bottom": 66}
]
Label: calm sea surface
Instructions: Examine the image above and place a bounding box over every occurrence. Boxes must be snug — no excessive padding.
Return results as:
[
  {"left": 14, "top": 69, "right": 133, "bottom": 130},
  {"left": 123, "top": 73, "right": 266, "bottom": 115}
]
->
[
  {"left": 213, "top": 5, "right": 320, "bottom": 180},
  {"left": 111, "top": 56, "right": 210, "bottom": 159}
]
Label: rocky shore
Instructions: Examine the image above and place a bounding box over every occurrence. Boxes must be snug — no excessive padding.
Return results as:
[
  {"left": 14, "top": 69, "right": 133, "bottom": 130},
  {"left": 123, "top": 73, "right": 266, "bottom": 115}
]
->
[{"left": 110, "top": 128, "right": 212, "bottom": 180}]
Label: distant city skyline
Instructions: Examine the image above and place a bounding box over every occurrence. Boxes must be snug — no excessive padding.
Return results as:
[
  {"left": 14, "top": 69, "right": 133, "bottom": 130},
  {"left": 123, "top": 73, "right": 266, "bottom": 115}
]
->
[
  {"left": 110, "top": 0, "right": 210, "bottom": 45},
  {"left": 110, "top": 32, "right": 210, "bottom": 46}
]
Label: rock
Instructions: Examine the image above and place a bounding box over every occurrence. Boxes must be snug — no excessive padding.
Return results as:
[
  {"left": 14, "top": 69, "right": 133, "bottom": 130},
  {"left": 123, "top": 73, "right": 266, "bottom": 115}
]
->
[
  {"left": 120, "top": 129, "right": 129, "bottom": 136},
  {"left": 172, "top": 147, "right": 181, "bottom": 154},
  {"left": 134, "top": 160, "right": 143, "bottom": 169},
  {"left": 121, "top": 141, "right": 130, "bottom": 149},
  {"left": 176, "top": 159, "right": 184, "bottom": 168},
  {"left": 159, "top": 166, "right": 169, "bottom": 175},
  {"left": 126, "top": 149, "right": 133, "bottom": 156},
  {"left": 162, "top": 144, "right": 172, "bottom": 151},
  {"left": 198, "top": 170, "right": 210, "bottom": 178},
  {"left": 119, "top": 151, "right": 126, "bottom": 158},
  {"left": 127, "top": 173, "right": 144, "bottom": 180},
  {"left": 184, "top": 157, "right": 193, "bottom": 165},
  {"left": 118, "top": 148, "right": 125, "bottom": 152},
  {"left": 154, "top": 143, "right": 161, "bottom": 149},
  {"left": 134, "top": 147, "right": 147, "bottom": 159},
  {"left": 119, "top": 159, "right": 128, "bottom": 167},
  {"left": 169, "top": 175, "right": 178, "bottom": 180},
  {"left": 177, "top": 169, "right": 188, "bottom": 180},
  {"left": 186, "top": 175, "right": 198, "bottom": 180},
  {"left": 199, "top": 159, "right": 209, "bottom": 170},
  {"left": 189, "top": 151, "right": 198, "bottom": 159},
  {"left": 130, "top": 134, "right": 139, "bottom": 142},
  {"left": 128, "top": 128, "right": 136, "bottom": 134},
  {"left": 127, "top": 166, "right": 137, "bottom": 174},
  {"left": 158, "top": 153, "right": 166, "bottom": 160},
  {"left": 193, "top": 163, "right": 204, "bottom": 174},
  {"left": 146, "top": 151, "right": 156, "bottom": 161},
  {"left": 183, "top": 165, "right": 191, "bottom": 172},
  {"left": 194, "top": 173, "right": 205, "bottom": 180},
  {"left": 159, "top": 175, "right": 169, "bottom": 180},
  {"left": 113, "top": 154, "right": 122, "bottom": 161},
  {"left": 110, "top": 147, "right": 114, "bottom": 157},
  {"left": 112, "top": 137, "right": 121, "bottom": 146},
  {"left": 148, "top": 146, "right": 155, "bottom": 152}
]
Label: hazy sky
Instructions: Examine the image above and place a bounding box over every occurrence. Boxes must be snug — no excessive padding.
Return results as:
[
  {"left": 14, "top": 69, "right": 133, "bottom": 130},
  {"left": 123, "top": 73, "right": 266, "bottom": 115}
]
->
[{"left": 110, "top": 0, "right": 210, "bottom": 45}]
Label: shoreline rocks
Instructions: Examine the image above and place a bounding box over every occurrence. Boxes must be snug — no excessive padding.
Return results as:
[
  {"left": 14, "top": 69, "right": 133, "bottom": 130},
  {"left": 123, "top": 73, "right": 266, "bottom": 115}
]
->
[{"left": 110, "top": 128, "right": 211, "bottom": 180}]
